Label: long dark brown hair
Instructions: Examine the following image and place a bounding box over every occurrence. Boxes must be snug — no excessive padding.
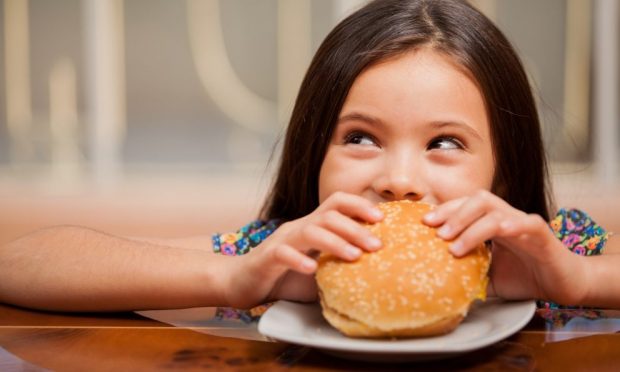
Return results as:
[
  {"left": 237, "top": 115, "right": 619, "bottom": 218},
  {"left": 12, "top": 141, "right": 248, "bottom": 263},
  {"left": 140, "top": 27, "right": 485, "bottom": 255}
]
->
[{"left": 261, "top": 0, "right": 552, "bottom": 221}]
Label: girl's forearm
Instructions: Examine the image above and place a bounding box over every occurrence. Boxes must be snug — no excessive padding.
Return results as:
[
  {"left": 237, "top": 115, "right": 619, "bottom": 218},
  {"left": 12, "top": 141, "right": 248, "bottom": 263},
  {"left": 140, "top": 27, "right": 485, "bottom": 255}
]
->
[
  {"left": 583, "top": 240, "right": 620, "bottom": 309},
  {"left": 0, "top": 226, "right": 232, "bottom": 312}
]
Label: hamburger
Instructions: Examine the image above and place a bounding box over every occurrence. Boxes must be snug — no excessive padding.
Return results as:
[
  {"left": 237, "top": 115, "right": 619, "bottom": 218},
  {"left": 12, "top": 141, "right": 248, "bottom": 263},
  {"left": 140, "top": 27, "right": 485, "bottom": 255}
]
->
[{"left": 315, "top": 200, "right": 490, "bottom": 338}]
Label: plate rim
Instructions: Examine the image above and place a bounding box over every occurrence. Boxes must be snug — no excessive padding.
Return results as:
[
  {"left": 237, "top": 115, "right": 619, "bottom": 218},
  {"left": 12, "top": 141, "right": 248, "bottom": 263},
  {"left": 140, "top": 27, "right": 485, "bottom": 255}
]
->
[{"left": 258, "top": 298, "right": 536, "bottom": 354}]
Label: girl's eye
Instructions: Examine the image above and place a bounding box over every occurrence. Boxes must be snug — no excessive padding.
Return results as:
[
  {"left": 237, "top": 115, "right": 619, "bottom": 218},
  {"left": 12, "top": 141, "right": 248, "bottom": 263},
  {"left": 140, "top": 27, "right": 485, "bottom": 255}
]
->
[
  {"left": 343, "top": 131, "right": 378, "bottom": 146},
  {"left": 428, "top": 136, "right": 464, "bottom": 150}
]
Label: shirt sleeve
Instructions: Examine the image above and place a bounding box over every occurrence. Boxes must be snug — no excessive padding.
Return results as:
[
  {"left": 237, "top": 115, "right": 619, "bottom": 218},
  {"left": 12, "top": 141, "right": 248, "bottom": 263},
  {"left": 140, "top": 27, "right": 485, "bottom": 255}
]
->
[
  {"left": 539, "top": 208, "right": 609, "bottom": 310},
  {"left": 549, "top": 208, "right": 609, "bottom": 256},
  {"left": 212, "top": 219, "right": 281, "bottom": 256}
]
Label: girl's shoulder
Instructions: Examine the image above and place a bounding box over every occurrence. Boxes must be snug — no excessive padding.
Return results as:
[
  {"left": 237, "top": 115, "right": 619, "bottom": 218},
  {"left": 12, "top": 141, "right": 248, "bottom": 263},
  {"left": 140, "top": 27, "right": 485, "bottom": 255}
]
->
[{"left": 212, "top": 219, "right": 282, "bottom": 256}]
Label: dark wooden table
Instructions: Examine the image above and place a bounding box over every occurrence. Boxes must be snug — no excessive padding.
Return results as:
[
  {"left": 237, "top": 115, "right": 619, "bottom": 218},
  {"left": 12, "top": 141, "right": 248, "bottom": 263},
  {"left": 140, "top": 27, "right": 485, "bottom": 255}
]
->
[{"left": 1, "top": 303, "right": 620, "bottom": 371}]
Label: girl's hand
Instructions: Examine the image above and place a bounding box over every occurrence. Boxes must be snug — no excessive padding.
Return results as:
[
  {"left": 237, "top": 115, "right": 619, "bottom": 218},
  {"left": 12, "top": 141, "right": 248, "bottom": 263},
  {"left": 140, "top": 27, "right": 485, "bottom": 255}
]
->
[
  {"left": 225, "top": 192, "right": 384, "bottom": 308},
  {"left": 423, "top": 190, "right": 587, "bottom": 306}
]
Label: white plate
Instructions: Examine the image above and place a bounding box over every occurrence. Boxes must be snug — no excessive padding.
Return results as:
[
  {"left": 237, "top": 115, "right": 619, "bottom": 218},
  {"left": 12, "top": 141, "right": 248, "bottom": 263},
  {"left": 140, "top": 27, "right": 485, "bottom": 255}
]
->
[{"left": 258, "top": 297, "right": 536, "bottom": 362}]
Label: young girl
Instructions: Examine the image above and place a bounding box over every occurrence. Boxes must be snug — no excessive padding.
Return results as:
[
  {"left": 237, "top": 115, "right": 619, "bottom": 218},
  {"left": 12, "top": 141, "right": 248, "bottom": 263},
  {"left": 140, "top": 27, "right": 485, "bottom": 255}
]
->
[{"left": 0, "top": 0, "right": 617, "bottom": 312}]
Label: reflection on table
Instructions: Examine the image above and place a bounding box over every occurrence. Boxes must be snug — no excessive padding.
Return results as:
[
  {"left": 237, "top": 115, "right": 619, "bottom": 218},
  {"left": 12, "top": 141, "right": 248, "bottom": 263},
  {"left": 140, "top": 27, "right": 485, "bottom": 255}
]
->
[{"left": 1, "top": 301, "right": 620, "bottom": 371}]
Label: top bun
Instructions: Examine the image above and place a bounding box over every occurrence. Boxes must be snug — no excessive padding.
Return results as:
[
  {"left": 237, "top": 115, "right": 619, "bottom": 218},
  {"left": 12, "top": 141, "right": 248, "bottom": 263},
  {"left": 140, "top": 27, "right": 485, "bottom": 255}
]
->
[{"left": 315, "top": 200, "right": 490, "bottom": 338}]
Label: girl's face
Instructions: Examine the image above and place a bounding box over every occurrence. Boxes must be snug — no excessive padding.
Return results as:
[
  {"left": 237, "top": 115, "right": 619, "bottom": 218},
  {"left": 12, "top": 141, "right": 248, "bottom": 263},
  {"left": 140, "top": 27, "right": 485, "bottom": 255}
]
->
[{"left": 319, "top": 48, "right": 495, "bottom": 205}]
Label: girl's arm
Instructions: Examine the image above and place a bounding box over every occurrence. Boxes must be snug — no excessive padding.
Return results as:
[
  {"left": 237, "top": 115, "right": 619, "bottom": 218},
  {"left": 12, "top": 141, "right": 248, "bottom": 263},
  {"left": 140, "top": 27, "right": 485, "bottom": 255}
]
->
[
  {"left": 0, "top": 192, "right": 384, "bottom": 313},
  {"left": 0, "top": 226, "right": 232, "bottom": 312},
  {"left": 128, "top": 235, "right": 215, "bottom": 250},
  {"left": 582, "top": 236, "right": 620, "bottom": 308},
  {"left": 603, "top": 234, "right": 620, "bottom": 254}
]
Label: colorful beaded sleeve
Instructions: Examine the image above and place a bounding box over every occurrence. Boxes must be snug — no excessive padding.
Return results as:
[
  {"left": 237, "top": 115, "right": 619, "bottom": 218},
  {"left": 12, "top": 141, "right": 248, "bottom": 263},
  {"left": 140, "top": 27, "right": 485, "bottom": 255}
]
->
[
  {"left": 211, "top": 219, "right": 281, "bottom": 256},
  {"left": 539, "top": 208, "right": 609, "bottom": 310},
  {"left": 214, "top": 303, "right": 272, "bottom": 324},
  {"left": 549, "top": 208, "right": 608, "bottom": 256}
]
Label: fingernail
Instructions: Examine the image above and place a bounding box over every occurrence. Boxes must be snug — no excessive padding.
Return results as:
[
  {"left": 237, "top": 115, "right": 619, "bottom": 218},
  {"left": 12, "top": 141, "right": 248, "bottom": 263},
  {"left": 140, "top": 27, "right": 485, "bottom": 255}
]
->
[
  {"left": 423, "top": 212, "right": 437, "bottom": 222},
  {"left": 366, "top": 237, "right": 382, "bottom": 250},
  {"left": 450, "top": 241, "right": 464, "bottom": 255},
  {"left": 437, "top": 225, "right": 451, "bottom": 238},
  {"left": 302, "top": 258, "right": 317, "bottom": 271},
  {"left": 370, "top": 208, "right": 384, "bottom": 220},
  {"left": 345, "top": 245, "right": 362, "bottom": 259}
]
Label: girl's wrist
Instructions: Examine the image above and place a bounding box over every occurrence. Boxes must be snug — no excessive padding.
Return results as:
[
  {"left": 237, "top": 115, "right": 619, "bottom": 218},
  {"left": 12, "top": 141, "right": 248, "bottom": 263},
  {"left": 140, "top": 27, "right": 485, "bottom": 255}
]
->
[
  {"left": 220, "top": 255, "right": 238, "bottom": 308},
  {"left": 540, "top": 240, "right": 589, "bottom": 307},
  {"left": 569, "top": 250, "right": 591, "bottom": 306},
  {"left": 217, "top": 252, "right": 260, "bottom": 309},
  {"left": 202, "top": 253, "right": 235, "bottom": 308}
]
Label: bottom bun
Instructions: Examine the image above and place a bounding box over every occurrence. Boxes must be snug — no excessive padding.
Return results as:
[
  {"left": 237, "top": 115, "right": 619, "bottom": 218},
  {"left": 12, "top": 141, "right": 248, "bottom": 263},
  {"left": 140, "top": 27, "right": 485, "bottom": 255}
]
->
[{"left": 320, "top": 297, "right": 464, "bottom": 338}]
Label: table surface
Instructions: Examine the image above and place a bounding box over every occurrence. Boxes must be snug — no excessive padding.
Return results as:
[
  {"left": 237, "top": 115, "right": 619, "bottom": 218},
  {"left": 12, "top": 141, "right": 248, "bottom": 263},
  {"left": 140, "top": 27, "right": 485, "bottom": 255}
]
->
[{"left": 1, "top": 302, "right": 620, "bottom": 371}]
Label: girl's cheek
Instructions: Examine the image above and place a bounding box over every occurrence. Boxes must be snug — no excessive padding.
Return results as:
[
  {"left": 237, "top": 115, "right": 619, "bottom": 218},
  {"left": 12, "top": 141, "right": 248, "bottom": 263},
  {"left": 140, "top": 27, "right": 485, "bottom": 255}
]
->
[{"left": 429, "top": 170, "right": 482, "bottom": 202}]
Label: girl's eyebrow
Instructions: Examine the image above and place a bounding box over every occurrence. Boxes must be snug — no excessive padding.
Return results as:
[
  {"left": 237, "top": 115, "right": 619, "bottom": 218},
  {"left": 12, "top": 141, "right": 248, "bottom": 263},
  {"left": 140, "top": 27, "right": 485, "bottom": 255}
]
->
[
  {"left": 337, "top": 112, "right": 383, "bottom": 126},
  {"left": 338, "top": 112, "right": 483, "bottom": 141},
  {"left": 429, "top": 121, "right": 483, "bottom": 141}
]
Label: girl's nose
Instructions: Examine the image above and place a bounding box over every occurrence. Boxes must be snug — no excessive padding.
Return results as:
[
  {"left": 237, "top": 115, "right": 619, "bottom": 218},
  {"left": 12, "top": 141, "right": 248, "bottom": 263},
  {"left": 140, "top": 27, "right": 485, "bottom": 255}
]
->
[{"left": 373, "top": 158, "right": 424, "bottom": 202}]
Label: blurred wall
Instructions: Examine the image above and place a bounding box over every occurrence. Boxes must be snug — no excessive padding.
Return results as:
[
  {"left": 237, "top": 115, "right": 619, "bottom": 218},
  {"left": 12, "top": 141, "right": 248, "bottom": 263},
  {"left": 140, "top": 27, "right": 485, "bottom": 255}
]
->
[{"left": 0, "top": 0, "right": 618, "bottom": 242}]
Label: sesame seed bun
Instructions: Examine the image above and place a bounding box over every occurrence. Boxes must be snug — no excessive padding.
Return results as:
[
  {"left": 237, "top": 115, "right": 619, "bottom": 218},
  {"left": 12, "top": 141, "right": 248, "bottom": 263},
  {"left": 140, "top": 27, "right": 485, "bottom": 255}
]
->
[{"left": 315, "top": 200, "right": 490, "bottom": 338}]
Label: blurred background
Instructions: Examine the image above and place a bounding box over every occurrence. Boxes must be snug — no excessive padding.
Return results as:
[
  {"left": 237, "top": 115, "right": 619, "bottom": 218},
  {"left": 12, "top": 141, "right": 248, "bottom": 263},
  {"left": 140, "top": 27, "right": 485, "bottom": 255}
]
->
[{"left": 0, "top": 0, "right": 619, "bottom": 244}]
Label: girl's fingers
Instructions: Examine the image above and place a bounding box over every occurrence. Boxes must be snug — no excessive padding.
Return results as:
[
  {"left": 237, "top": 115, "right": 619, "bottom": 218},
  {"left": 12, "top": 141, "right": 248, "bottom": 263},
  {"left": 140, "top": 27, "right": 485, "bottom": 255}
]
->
[
  {"left": 495, "top": 213, "right": 554, "bottom": 258},
  {"left": 318, "top": 210, "right": 382, "bottom": 251},
  {"left": 299, "top": 224, "right": 363, "bottom": 261},
  {"left": 451, "top": 212, "right": 552, "bottom": 259},
  {"left": 322, "top": 192, "right": 384, "bottom": 223},
  {"left": 449, "top": 211, "right": 504, "bottom": 256},
  {"left": 436, "top": 192, "right": 496, "bottom": 240},
  {"left": 271, "top": 244, "right": 317, "bottom": 274},
  {"left": 422, "top": 197, "right": 466, "bottom": 226},
  {"left": 435, "top": 191, "right": 512, "bottom": 240},
  {"left": 499, "top": 213, "right": 548, "bottom": 240}
]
